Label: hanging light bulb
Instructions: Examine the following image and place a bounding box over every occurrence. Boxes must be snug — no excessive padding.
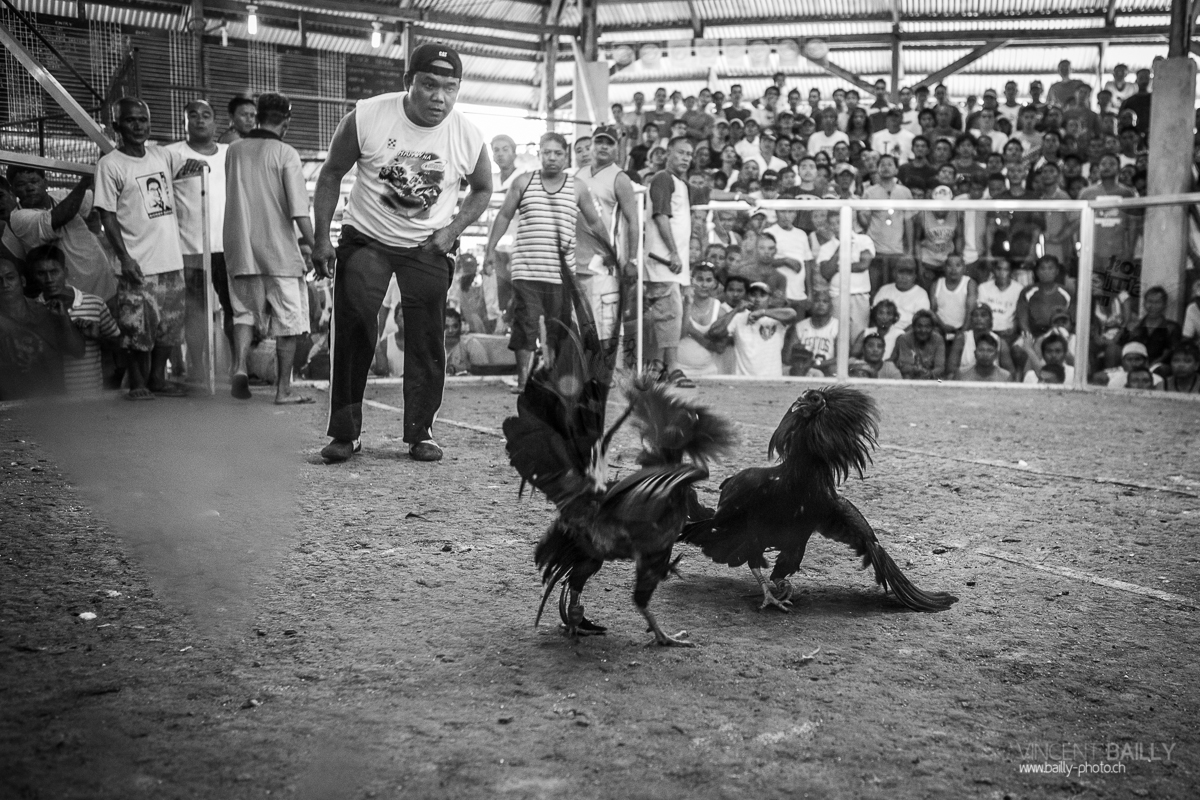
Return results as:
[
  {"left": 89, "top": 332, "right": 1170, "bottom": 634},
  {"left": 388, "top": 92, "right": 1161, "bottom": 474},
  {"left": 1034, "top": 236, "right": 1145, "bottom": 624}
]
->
[
  {"left": 220, "top": 22, "right": 229, "bottom": 47},
  {"left": 371, "top": 20, "right": 382, "bottom": 49},
  {"left": 246, "top": 4, "right": 258, "bottom": 36}
]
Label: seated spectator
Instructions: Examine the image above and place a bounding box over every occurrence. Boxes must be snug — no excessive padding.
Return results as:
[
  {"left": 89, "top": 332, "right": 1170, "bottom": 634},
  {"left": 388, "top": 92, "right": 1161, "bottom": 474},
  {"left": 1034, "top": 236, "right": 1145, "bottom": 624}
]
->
[
  {"left": 977, "top": 260, "right": 1023, "bottom": 342},
  {"left": 1164, "top": 342, "right": 1200, "bottom": 393},
  {"left": 677, "top": 263, "right": 731, "bottom": 378},
  {"left": 929, "top": 254, "right": 976, "bottom": 342},
  {"left": 0, "top": 256, "right": 85, "bottom": 399},
  {"left": 945, "top": 303, "right": 1017, "bottom": 378},
  {"left": 893, "top": 309, "right": 946, "bottom": 380},
  {"left": 1125, "top": 366, "right": 1157, "bottom": 390},
  {"left": 709, "top": 280, "right": 796, "bottom": 378},
  {"left": 850, "top": 298, "right": 903, "bottom": 360},
  {"left": 956, "top": 332, "right": 1010, "bottom": 382},
  {"left": 31, "top": 245, "right": 120, "bottom": 396},
  {"left": 1121, "top": 285, "right": 1181, "bottom": 372},
  {"left": 1036, "top": 362, "right": 1067, "bottom": 384},
  {"left": 852, "top": 331, "right": 902, "bottom": 379},
  {"left": 1016, "top": 254, "right": 1073, "bottom": 349},
  {"left": 787, "top": 289, "right": 837, "bottom": 376},
  {"left": 1023, "top": 331, "right": 1075, "bottom": 384},
  {"left": 872, "top": 258, "right": 930, "bottom": 330},
  {"left": 448, "top": 253, "right": 503, "bottom": 335},
  {"left": 1092, "top": 341, "right": 1163, "bottom": 388},
  {"left": 1181, "top": 278, "right": 1200, "bottom": 344}
]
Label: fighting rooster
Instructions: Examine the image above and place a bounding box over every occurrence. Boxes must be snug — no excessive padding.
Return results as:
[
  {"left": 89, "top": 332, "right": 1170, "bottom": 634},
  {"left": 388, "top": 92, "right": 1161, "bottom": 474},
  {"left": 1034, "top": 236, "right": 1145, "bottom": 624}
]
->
[
  {"left": 681, "top": 385, "right": 957, "bottom": 613},
  {"left": 502, "top": 258, "right": 735, "bottom": 646}
]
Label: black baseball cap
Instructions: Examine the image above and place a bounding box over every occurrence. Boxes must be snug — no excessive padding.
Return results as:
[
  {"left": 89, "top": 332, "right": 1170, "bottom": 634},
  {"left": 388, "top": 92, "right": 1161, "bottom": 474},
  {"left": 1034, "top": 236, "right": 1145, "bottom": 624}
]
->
[
  {"left": 593, "top": 124, "right": 619, "bottom": 143},
  {"left": 407, "top": 43, "right": 462, "bottom": 80}
]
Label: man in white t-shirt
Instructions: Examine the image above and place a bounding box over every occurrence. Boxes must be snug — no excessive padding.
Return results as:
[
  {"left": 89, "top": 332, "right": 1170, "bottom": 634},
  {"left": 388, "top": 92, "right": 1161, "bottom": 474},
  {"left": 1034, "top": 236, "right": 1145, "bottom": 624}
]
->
[
  {"left": 870, "top": 108, "right": 914, "bottom": 165},
  {"left": 1103, "top": 64, "right": 1137, "bottom": 108},
  {"left": 811, "top": 209, "right": 875, "bottom": 342},
  {"left": 871, "top": 258, "right": 930, "bottom": 331},
  {"left": 7, "top": 169, "right": 116, "bottom": 303},
  {"left": 807, "top": 108, "right": 849, "bottom": 159},
  {"left": 763, "top": 210, "right": 813, "bottom": 314},
  {"left": 95, "top": 97, "right": 204, "bottom": 399},
  {"left": 977, "top": 260, "right": 1024, "bottom": 339},
  {"left": 312, "top": 44, "right": 493, "bottom": 463},
  {"left": 164, "top": 99, "right": 233, "bottom": 380},
  {"left": 709, "top": 280, "right": 797, "bottom": 378}
]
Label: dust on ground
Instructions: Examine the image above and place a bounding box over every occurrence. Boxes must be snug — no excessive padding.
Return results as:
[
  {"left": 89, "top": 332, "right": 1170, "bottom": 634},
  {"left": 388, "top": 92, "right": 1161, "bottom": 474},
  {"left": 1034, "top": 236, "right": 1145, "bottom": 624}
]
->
[{"left": 1, "top": 381, "right": 1197, "bottom": 799}]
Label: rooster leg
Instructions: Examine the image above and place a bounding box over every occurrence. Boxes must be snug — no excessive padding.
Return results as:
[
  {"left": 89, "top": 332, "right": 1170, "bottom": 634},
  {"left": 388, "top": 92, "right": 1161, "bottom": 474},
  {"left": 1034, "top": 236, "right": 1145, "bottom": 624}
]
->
[
  {"left": 638, "top": 607, "right": 693, "bottom": 647},
  {"left": 774, "top": 579, "right": 795, "bottom": 602},
  {"left": 559, "top": 585, "right": 607, "bottom": 637},
  {"left": 751, "top": 567, "right": 793, "bottom": 612}
]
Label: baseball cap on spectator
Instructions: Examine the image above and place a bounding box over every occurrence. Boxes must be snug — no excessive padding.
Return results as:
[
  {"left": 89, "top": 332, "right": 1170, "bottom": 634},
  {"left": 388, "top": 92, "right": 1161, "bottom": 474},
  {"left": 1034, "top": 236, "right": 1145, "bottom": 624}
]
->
[
  {"left": 931, "top": 185, "right": 953, "bottom": 201},
  {"left": 592, "top": 125, "right": 619, "bottom": 143},
  {"left": 749, "top": 281, "right": 771, "bottom": 293},
  {"left": 730, "top": 119, "right": 744, "bottom": 128},
  {"left": 406, "top": 43, "right": 462, "bottom": 80},
  {"left": 1122, "top": 342, "right": 1149, "bottom": 359},
  {"left": 833, "top": 162, "right": 856, "bottom": 176},
  {"left": 760, "top": 129, "right": 776, "bottom": 141},
  {"left": 761, "top": 170, "right": 779, "bottom": 184}
]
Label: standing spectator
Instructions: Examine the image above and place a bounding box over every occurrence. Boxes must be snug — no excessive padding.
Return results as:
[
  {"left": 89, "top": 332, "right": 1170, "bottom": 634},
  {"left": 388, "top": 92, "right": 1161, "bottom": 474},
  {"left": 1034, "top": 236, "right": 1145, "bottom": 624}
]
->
[
  {"left": 1048, "top": 60, "right": 1087, "bottom": 108},
  {"left": 898, "top": 136, "right": 938, "bottom": 188},
  {"left": 643, "top": 87, "right": 676, "bottom": 134},
  {"left": 30, "top": 244, "right": 119, "bottom": 396},
  {"left": 708, "top": 281, "right": 796, "bottom": 378},
  {"left": 997, "top": 81, "right": 1023, "bottom": 129},
  {"left": 163, "top": 99, "right": 233, "bottom": 380},
  {"left": 1016, "top": 255, "right": 1074, "bottom": 342},
  {"left": 490, "top": 134, "right": 523, "bottom": 312},
  {"left": 956, "top": 332, "right": 1010, "bottom": 381},
  {"left": 859, "top": 155, "right": 914, "bottom": 292},
  {"left": 627, "top": 122, "right": 659, "bottom": 175},
  {"left": 724, "top": 84, "right": 753, "bottom": 123},
  {"left": 763, "top": 209, "right": 814, "bottom": 309},
  {"left": 970, "top": 107, "right": 1006, "bottom": 155},
  {"left": 7, "top": 170, "right": 116, "bottom": 303},
  {"left": 893, "top": 308, "right": 945, "bottom": 379},
  {"left": 95, "top": 97, "right": 202, "bottom": 399},
  {"left": 1104, "top": 64, "right": 1137, "bottom": 107},
  {"left": 224, "top": 92, "right": 315, "bottom": 406},
  {"left": 484, "top": 132, "right": 607, "bottom": 393},
  {"left": 1013, "top": 106, "right": 1043, "bottom": 156},
  {"left": 0, "top": 255, "right": 84, "bottom": 399},
  {"left": 311, "top": 44, "right": 493, "bottom": 463},
  {"left": 218, "top": 96, "right": 257, "bottom": 145},
  {"left": 1119, "top": 69, "right": 1153, "bottom": 136},
  {"left": 1063, "top": 85, "right": 1102, "bottom": 142},
  {"left": 0, "top": 179, "right": 26, "bottom": 275},
  {"left": 682, "top": 94, "right": 714, "bottom": 144},
  {"left": 1027, "top": 80, "right": 1048, "bottom": 116},
  {"left": 930, "top": 253, "right": 976, "bottom": 341},
  {"left": 812, "top": 209, "right": 875, "bottom": 341},
  {"left": 871, "top": 108, "right": 915, "bottom": 164},
  {"left": 1078, "top": 153, "right": 1137, "bottom": 284},
  {"left": 447, "top": 253, "right": 500, "bottom": 335},
  {"left": 915, "top": 185, "right": 960, "bottom": 288},
  {"left": 807, "top": 108, "right": 849, "bottom": 159},
  {"left": 575, "top": 125, "right": 638, "bottom": 284},
  {"left": 572, "top": 136, "right": 593, "bottom": 173}
]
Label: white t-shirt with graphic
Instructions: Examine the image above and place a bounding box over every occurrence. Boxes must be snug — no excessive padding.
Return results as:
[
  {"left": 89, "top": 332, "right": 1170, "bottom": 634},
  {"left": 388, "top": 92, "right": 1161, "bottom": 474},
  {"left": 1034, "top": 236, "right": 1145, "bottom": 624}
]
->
[
  {"left": 163, "top": 141, "right": 228, "bottom": 255},
  {"left": 94, "top": 145, "right": 186, "bottom": 275},
  {"left": 343, "top": 92, "right": 485, "bottom": 248},
  {"left": 792, "top": 316, "right": 839, "bottom": 362},
  {"left": 730, "top": 310, "right": 786, "bottom": 378}
]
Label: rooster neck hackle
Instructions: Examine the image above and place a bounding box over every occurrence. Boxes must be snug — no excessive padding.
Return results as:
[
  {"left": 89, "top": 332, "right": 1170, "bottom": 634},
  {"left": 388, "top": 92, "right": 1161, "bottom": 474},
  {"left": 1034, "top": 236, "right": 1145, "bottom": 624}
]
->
[{"left": 769, "top": 386, "right": 880, "bottom": 494}]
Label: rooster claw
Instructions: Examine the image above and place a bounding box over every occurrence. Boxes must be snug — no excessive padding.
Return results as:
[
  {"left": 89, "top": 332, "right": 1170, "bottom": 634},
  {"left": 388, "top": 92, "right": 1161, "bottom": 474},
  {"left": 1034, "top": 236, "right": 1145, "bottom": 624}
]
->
[
  {"left": 758, "top": 588, "right": 793, "bottom": 612},
  {"left": 649, "top": 630, "right": 694, "bottom": 648}
]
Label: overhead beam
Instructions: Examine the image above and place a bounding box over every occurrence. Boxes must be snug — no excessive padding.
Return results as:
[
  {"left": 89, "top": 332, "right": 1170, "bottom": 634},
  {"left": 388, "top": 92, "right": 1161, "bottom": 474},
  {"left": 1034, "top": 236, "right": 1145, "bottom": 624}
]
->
[
  {"left": 911, "top": 40, "right": 1009, "bottom": 90},
  {"left": 0, "top": 150, "right": 95, "bottom": 174},
  {"left": 799, "top": 53, "right": 877, "bottom": 93},
  {"left": 1105, "top": 0, "right": 1120, "bottom": 26},
  {"left": 686, "top": 0, "right": 703, "bottom": 38},
  {"left": 600, "top": 11, "right": 1172, "bottom": 34},
  {"left": 408, "top": 25, "right": 542, "bottom": 54}
]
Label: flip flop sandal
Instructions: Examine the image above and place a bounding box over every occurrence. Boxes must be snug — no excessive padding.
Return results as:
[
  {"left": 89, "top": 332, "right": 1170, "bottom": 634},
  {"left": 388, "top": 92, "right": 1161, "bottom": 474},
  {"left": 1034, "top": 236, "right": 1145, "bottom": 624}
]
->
[
  {"left": 126, "top": 388, "right": 156, "bottom": 401},
  {"left": 152, "top": 383, "right": 189, "bottom": 398},
  {"left": 666, "top": 369, "right": 696, "bottom": 388},
  {"left": 273, "top": 395, "right": 315, "bottom": 405}
]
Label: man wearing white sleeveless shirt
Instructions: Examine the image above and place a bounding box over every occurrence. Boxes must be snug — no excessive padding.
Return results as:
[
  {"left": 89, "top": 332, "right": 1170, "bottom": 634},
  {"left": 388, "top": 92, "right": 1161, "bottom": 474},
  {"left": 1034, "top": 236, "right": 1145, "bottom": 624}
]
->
[{"left": 312, "top": 44, "right": 492, "bottom": 463}]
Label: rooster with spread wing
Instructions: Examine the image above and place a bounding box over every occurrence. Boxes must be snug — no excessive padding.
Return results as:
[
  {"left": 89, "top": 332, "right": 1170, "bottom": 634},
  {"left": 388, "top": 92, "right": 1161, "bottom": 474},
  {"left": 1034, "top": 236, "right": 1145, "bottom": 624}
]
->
[
  {"left": 502, "top": 258, "right": 735, "bottom": 646},
  {"left": 682, "top": 385, "right": 957, "bottom": 613}
]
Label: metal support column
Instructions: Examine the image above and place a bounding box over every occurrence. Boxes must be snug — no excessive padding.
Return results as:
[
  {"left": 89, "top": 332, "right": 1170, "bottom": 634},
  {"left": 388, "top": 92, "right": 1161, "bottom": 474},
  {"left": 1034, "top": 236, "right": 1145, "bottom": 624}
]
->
[
  {"left": 1073, "top": 205, "right": 1095, "bottom": 390},
  {"left": 836, "top": 206, "right": 853, "bottom": 382}
]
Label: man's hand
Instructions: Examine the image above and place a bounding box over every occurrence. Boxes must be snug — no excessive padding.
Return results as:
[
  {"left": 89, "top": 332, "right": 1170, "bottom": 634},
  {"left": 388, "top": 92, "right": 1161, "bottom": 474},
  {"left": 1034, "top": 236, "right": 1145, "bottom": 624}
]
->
[
  {"left": 120, "top": 255, "right": 144, "bottom": 285},
  {"left": 75, "top": 318, "right": 101, "bottom": 338},
  {"left": 669, "top": 252, "right": 682, "bottom": 274},
  {"left": 422, "top": 227, "right": 457, "bottom": 255},
  {"left": 481, "top": 252, "right": 496, "bottom": 275},
  {"left": 45, "top": 298, "right": 67, "bottom": 316},
  {"left": 175, "top": 159, "right": 207, "bottom": 179},
  {"left": 620, "top": 258, "right": 637, "bottom": 279},
  {"left": 299, "top": 243, "right": 314, "bottom": 274},
  {"left": 312, "top": 240, "right": 336, "bottom": 279}
]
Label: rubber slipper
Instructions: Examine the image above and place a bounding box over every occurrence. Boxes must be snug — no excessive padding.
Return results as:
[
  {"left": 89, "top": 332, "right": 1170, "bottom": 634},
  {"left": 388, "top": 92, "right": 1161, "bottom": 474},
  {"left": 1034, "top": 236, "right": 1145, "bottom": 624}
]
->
[
  {"left": 126, "top": 388, "right": 156, "bottom": 401},
  {"left": 231, "top": 374, "right": 252, "bottom": 400},
  {"left": 274, "top": 395, "right": 315, "bottom": 405},
  {"left": 151, "top": 383, "right": 189, "bottom": 398}
]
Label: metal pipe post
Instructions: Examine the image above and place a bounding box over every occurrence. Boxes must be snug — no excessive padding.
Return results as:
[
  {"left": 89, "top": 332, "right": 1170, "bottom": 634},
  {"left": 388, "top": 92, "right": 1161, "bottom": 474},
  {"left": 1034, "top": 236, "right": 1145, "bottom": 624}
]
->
[
  {"left": 1073, "top": 205, "right": 1095, "bottom": 390},
  {"left": 836, "top": 205, "right": 853, "bottom": 382}
]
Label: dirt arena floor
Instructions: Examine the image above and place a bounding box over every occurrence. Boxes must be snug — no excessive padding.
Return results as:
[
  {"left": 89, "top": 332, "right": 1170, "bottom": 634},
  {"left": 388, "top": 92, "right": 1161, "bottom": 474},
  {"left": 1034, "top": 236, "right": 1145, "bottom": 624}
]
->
[{"left": 1, "top": 379, "right": 1197, "bottom": 799}]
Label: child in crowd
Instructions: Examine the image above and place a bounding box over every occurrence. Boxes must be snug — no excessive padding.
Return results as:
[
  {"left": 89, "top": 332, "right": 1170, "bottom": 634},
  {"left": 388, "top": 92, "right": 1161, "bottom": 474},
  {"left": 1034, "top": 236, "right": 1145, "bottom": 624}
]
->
[
  {"left": 1164, "top": 342, "right": 1200, "bottom": 393},
  {"left": 851, "top": 298, "right": 903, "bottom": 361},
  {"left": 677, "top": 263, "right": 732, "bottom": 378},
  {"left": 956, "top": 332, "right": 1010, "bottom": 382},
  {"left": 788, "top": 289, "right": 837, "bottom": 376},
  {"left": 945, "top": 303, "right": 1017, "bottom": 379},
  {"left": 1093, "top": 341, "right": 1164, "bottom": 388},
  {"left": 929, "top": 253, "right": 976, "bottom": 343},
  {"left": 1125, "top": 367, "right": 1157, "bottom": 390},
  {"left": 709, "top": 280, "right": 796, "bottom": 378},
  {"left": 1023, "top": 332, "right": 1075, "bottom": 384},
  {"left": 1038, "top": 363, "right": 1067, "bottom": 384},
  {"left": 851, "top": 331, "right": 902, "bottom": 379}
]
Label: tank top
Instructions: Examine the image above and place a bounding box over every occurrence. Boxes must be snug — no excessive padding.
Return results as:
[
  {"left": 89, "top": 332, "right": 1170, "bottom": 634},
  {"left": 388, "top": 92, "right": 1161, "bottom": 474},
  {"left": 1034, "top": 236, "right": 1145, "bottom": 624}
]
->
[
  {"left": 676, "top": 298, "right": 727, "bottom": 376},
  {"left": 575, "top": 162, "right": 620, "bottom": 270},
  {"left": 342, "top": 93, "right": 484, "bottom": 248},
  {"left": 510, "top": 171, "right": 577, "bottom": 284},
  {"left": 934, "top": 277, "right": 970, "bottom": 330}
]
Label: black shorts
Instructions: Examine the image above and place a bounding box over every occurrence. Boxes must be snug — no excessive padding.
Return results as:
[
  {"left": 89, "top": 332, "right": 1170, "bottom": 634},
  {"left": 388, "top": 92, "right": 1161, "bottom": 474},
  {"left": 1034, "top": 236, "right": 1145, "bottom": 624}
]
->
[{"left": 509, "top": 279, "right": 566, "bottom": 352}]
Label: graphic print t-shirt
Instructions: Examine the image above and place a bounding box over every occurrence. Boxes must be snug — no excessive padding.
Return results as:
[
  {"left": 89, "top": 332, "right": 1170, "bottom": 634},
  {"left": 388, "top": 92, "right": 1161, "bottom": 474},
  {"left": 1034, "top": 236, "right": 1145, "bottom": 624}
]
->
[
  {"left": 94, "top": 145, "right": 185, "bottom": 275},
  {"left": 343, "top": 92, "right": 485, "bottom": 248}
]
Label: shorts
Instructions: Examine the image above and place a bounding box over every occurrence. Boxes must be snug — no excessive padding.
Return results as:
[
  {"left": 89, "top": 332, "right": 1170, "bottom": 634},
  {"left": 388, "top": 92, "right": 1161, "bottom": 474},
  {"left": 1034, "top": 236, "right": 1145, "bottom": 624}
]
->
[
  {"left": 141, "top": 269, "right": 185, "bottom": 348},
  {"left": 644, "top": 281, "right": 682, "bottom": 349},
  {"left": 509, "top": 279, "right": 565, "bottom": 352},
  {"left": 230, "top": 275, "right": 310, "bottom": 337}
]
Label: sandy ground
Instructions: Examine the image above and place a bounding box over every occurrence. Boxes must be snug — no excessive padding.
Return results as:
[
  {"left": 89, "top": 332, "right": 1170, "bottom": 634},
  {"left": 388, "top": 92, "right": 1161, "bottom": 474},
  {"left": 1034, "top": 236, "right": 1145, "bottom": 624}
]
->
[{"left": 1, "top": 380, "right": 1197, "bottom": 799}]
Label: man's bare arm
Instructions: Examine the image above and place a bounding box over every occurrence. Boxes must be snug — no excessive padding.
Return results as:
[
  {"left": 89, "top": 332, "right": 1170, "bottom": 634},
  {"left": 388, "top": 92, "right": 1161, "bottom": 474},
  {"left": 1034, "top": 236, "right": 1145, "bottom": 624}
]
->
[
  {"left": 311, "top": 110, "right": 361, "bottom": 277},
  {"left": 49, "top": 175, "right": 92, "bottom": 230},
  {"left": 424, "top": 144, "right": 493, "bottom": 254},
  {"left": 483, "top": 176, "right": 527, "bottom": 269}
]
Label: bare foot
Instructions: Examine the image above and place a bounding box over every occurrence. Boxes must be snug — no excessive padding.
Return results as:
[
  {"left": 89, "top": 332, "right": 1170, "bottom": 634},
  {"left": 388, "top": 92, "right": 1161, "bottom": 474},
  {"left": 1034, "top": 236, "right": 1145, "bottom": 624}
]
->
[{"left": 274, "top": 394, "right": 314, "bottom": 405}]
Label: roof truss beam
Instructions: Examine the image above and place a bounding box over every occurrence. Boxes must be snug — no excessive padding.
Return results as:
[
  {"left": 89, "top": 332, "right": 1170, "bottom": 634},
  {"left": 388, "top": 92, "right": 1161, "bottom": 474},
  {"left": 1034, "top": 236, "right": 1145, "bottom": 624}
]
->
[
  {"left": 800, "top": 53, "right": 876, "bottom": 94},
  {"left": 911, "top": 40, "right": 1009, "bottom": 91},
  {"left": 686, "top": 0, "right": 703, "bottom": 38}
]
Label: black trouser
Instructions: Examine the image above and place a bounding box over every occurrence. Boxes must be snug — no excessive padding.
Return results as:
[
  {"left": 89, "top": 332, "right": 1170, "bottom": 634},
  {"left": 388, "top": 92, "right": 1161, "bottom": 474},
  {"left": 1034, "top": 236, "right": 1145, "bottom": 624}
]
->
[{"left": 326, "top": 226, "right": 452, "bottom": 445}]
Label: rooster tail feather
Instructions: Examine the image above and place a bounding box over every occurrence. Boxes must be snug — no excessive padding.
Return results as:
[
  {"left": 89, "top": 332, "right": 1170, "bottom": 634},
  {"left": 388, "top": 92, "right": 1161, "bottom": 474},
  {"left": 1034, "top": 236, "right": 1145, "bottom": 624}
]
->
[
  {"left": 863, "top": 540, "right": 959, "bottom": 612},
  {"left": 533, "top": 519, "right": 583, "bottom": 627}
]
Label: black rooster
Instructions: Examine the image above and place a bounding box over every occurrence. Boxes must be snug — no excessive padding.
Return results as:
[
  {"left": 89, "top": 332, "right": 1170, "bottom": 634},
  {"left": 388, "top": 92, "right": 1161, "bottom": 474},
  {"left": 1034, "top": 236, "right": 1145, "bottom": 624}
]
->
[
  {"left": 502, "top": 259, "right": 736, "bottom": 646},
  {"left": 681, "top": 385, "right": 957, "bottom": 613}
]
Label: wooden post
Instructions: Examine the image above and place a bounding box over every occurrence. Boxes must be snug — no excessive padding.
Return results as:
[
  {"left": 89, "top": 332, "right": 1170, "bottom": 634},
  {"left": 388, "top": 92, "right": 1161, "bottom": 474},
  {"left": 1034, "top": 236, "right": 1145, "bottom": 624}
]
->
[{"left": 544, "top": 34, "right": 557, "bottom": 132}]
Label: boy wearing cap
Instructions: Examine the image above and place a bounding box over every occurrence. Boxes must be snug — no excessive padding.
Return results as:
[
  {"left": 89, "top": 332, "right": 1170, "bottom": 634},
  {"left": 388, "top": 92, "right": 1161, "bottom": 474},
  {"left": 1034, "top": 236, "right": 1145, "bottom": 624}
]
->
[{"left": 313, "top": 43, "right": 493, "bottom": 463}]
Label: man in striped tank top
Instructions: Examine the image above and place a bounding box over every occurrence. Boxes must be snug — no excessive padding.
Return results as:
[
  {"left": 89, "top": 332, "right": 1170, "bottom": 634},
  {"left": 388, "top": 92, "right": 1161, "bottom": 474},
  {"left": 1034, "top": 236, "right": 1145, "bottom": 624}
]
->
[{"left": 483, "top": 132, "right": 609, "bottom": 393}]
